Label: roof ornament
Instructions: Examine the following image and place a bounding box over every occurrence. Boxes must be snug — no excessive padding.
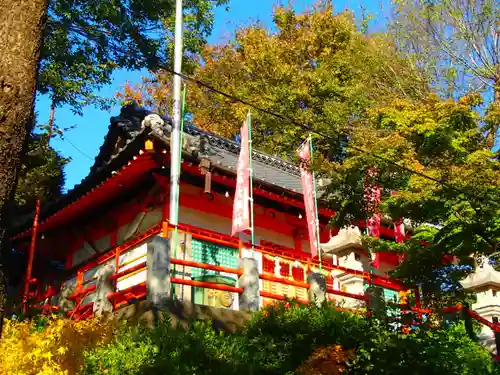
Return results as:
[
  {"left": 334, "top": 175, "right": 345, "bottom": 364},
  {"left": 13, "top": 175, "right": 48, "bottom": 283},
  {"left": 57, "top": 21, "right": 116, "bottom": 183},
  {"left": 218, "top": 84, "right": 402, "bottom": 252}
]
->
[
  {"left": 141, "top": 113, "right": 218, "bottom": 159},
  {"left": 141, "top": 114, "right": 170, "bottom": 137}
]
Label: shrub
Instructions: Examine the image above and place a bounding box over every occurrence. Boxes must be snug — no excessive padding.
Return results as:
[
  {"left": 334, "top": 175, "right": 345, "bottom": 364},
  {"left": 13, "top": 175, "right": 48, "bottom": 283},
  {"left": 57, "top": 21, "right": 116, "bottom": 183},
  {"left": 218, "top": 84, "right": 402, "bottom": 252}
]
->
[
  {"left": 79, "top": 301, "right": 499, "bottom": 375},
  {"left": 81, "top": 325, "right": 155, "bottom": 375},
  {"left": 352, "top": 323, "right": 500, "bottom": 375},
  {"left": 82, "top": 318, "right": 246, "bottom": 375},
  {"left": 0, "top": 315, "right": 114, "bottom": 375}
]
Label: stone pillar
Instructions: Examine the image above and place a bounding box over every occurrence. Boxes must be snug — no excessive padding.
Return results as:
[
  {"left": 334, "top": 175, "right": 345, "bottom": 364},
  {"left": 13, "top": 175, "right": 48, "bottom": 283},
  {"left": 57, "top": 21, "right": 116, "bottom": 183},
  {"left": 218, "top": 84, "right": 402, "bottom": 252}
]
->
[
  {"left": 93, "top": 263, "right": 115, "bottom": 316},
  {"left": 147, "top": 236, "right": 171, "bottom": 309},
  {"left": 238, "top": 257, "right": 259, "bottom": 311},
  {"left": 58, "top": 282, "right": 76, "bottom": 314},
  {"left": 366, "top": 286, "right": 386, "bottom": 318},
  {"left": 307, "top": 272, "right": 326, "bottom": 306}
]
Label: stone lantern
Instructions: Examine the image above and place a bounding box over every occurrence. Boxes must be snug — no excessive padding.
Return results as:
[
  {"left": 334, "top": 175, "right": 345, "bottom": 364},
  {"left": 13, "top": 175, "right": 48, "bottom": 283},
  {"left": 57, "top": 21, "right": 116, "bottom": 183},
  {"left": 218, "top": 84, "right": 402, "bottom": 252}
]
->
[{"left": 460, "top": 256, "right": 500, "bottom": 353}]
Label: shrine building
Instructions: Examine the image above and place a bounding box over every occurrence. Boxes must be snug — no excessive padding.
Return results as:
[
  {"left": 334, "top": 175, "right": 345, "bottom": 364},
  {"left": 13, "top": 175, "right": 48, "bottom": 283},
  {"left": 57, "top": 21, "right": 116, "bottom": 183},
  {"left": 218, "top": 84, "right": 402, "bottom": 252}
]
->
[{"left": 11, "top": 103, "right": 409, "bottom": 319}]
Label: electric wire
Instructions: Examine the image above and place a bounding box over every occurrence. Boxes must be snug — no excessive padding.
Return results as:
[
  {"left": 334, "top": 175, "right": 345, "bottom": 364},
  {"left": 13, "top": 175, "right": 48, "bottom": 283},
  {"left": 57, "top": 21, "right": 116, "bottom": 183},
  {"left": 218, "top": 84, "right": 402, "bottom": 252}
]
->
[
  {"left": 157, "top": 65, "right": 500, "bottom": 209},
  {"left": 60, "top": 135, "right": 94, "bottom": 161}
]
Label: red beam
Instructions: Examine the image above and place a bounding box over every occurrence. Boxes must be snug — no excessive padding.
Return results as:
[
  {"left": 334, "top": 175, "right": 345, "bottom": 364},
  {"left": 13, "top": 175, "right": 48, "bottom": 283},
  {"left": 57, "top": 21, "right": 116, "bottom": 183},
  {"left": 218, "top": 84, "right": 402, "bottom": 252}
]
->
[
  {"left": 259, "top": 273, "right": 310, "bottom": 289},
  {"left": 107, "top": 281, "right": 146, "bottom": 301},
  {"left": 171, "top": 258, "right": 243, "bottom": 276},
  {"left": 110, "top": 261, "right": 147, "bottom": 281},
  {"left": 67, "top": 285, "right": 96, "bottom": 301},
  {"left": 326, "top": 287, "right": 369, "bottom": 302},
  {"left": 171, "top": 277, "right": 243, "bottom": 294},
  {"left": 67, "top": 302, "right": 94, "bottom": 319},
  {"left": 23, "top": 199, "right": 41, "bottom": 312},
  {"left": 29, "top": 305, "right": 60, "bottom": 311},
  {"left": 409, "top": 306, "right": 432, "bottom": 314},
  {"left": 260, "top": 291, "right": 308, "bottom": 305},
  {"left": 442, "top": 305, "right": 462, "bottom": 313},
  {"left": 468, "top": 309, "right": 500, "bottom": 333}
]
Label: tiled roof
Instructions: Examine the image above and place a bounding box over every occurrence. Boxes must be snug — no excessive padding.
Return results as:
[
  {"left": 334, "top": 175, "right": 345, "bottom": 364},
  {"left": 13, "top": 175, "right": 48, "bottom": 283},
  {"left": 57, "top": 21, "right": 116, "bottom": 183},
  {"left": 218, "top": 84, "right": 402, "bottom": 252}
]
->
[
  {"left": 105, "top": 103, "right": 303, "bottom": 193},
  {"left": 12, "top": 103, "right": 304, "bottom": 233},
  {"left": 181, "top": 122, "right": 302, "bottom": 193}
]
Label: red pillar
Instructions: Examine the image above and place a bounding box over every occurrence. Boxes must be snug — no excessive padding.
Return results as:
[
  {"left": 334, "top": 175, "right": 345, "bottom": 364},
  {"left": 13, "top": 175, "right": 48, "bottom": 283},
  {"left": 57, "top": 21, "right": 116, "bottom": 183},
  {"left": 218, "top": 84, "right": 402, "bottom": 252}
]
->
[{"left": 23, "top": 199, "right": 41, "bottom": 312}]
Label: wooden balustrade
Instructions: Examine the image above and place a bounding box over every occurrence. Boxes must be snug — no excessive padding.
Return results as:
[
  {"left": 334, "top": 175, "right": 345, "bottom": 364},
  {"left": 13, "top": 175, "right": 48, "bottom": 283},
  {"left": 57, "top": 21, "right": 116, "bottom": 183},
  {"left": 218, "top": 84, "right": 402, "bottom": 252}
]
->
[
  {"left": 171, "top": 277, "right": 243, "bottom": 294},
  {"left": 259, "top": 291, "right": 308, "bottom": 305},
  {"left": 171, "top": 258, "right": 243, "bottom": 275},
  {"left": 65, "top": 222, "right": 417, "bottom": 319},
  {"left": 110, "top": 261, "right": 147, "bottom": 281},
  {"left": 326, "top": 287, "right": 369, "bottom": 302}
]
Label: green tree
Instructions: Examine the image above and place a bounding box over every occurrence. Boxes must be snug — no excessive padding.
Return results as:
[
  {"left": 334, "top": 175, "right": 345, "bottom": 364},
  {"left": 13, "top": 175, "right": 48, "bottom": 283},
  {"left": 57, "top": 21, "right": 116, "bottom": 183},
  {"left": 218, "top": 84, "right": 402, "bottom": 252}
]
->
[
  {"left": 120, "top": 1, "right": 427, "bottom": 158},
  {"left": 0, "top": 0, "right": 228, "bottom": 336},
  {"left": 14, "top": 131, "right": 67, "bottom": 210},
  {"left": 41, "top": 0, "right": 228, "bottom": 115},
  {"left": 324, "top": 93, "right": 500, "bottom": 308},
  {"left": 390, "top": 0, "right": 500, "bottom": 147}
]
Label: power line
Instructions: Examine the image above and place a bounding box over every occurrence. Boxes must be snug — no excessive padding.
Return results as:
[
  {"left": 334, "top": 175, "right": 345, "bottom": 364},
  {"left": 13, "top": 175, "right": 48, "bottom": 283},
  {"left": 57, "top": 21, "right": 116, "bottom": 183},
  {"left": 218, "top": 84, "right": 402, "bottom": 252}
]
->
[
  {"left": 60, "top": 135, "right": 94, "bottom": 161},
  {"left": 158, "top": 65, "right": 500, "bottom": 209}
]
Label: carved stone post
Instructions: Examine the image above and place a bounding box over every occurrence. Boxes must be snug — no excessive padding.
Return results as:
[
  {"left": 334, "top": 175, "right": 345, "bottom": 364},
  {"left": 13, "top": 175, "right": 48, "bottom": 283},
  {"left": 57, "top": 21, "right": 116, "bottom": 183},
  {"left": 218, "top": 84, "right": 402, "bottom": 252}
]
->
[
  {"left": 93, "top": 263, "right": 115, "bottom": 316},
  {"left": 366, "top": 286, "right": 386, "bottom": 319},
  {"left": 58, "top": 282, "right": 76, "bottom": 314},
  {"left": 307, "top": 272, "right": 326, "bottom": 306},
  {"left": 147, "top": 236, "right": 171, "bottom": 309},
  {"left": 238, "top": 258, "right": 259, "bottom": 311}
]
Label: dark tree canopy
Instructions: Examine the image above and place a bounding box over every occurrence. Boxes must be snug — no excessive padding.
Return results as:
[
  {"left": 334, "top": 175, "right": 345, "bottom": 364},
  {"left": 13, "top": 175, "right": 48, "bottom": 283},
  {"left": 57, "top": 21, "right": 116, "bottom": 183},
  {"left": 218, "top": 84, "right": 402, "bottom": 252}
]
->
[
  {"left": 14, "top": 132, "right": 67, "bottom": 210},
  {"left": 40, "top": 0, "right": 228, "bottom": 113}
]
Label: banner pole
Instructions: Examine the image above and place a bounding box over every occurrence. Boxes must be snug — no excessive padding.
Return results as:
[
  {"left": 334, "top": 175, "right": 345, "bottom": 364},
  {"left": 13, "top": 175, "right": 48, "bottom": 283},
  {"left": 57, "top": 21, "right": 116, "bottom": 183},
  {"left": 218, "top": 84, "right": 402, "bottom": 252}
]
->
[
  {"left": 309, "top": 135, "right": 322, "bottom": 272},
  {"left": 248, "top": 111, "right": 255, "bottom": 257},
  {"left": 172, "top": 83, "right": 187, "bottom": 297}
]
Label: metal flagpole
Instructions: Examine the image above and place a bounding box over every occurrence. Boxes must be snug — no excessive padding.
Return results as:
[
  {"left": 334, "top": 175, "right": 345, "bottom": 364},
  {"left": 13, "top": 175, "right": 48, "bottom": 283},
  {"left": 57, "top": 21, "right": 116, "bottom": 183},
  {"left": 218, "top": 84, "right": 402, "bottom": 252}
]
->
[
  {"left": 247, "top": 111, "right": 255, "bottom": 257},
  {"left": 169, "top": 0, "right": 184, "bottom": 232},
  {"left": 309, "top": 135, "right": 322, "bottom": 272},
  {"left": 172, "top": 83, "right": 187, "bottom": 298}
]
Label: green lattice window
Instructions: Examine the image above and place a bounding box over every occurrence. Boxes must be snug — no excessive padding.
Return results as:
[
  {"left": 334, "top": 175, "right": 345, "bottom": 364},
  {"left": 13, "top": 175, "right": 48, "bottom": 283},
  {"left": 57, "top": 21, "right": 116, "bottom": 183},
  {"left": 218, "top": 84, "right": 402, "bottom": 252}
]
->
[
  {"left": 364, "top": 284, "right": 401, "bottom": 319},
  {"left": 191, "top": 239, "right": 239, "bottom": 279},
  {"left": 363, "top": 284, "right": 400, "bottom": 304}
]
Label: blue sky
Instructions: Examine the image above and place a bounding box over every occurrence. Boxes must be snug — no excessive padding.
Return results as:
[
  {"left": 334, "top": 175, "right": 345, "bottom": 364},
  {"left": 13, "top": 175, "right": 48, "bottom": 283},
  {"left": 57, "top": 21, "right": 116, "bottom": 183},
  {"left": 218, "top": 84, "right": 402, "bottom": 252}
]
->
[{"left": 35, "top": 0, "right": 387, "bottom": 191}]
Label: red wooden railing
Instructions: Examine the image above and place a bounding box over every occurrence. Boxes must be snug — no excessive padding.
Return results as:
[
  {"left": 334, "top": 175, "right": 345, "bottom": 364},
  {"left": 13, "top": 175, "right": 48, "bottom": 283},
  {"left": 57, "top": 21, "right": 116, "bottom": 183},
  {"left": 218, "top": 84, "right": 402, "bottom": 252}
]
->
[
  {"left": 58, "top": 220, "right": 411, "bottom": 319},
  {"left": 52, "top": 219, "right": 500, "bottom": 360}
]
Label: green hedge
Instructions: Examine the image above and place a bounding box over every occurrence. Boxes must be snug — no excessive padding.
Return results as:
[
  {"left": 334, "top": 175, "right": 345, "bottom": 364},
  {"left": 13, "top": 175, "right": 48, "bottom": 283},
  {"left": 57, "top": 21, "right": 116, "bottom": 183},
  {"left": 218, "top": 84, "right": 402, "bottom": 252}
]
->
[{"left": 81, "top": 301, "right": 499, "bottom": 375}]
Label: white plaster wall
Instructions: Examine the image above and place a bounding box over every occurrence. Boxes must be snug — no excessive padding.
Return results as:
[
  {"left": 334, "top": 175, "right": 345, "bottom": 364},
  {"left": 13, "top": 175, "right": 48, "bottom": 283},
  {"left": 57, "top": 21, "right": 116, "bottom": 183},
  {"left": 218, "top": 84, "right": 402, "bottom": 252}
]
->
[
  {"left": 116, "top": 242, "right": 148, "bottom": 291},
  {"left": 179, "top": 206, "right": 232, "bottom": 235},
  {"left": 136, "top": 209, "right": 163, "bottom": 234},
  {"left": 473, "top": 290, "right": 500, "bottom": 311},
  {"left": 478, "top": 326, "right": 497, "bottom": 353},
  {"left": 467, "top": 291, "right": 500, "bottom": 354},
  {"left": 178, "top": 206, "right": 295, "bottom": 249}
]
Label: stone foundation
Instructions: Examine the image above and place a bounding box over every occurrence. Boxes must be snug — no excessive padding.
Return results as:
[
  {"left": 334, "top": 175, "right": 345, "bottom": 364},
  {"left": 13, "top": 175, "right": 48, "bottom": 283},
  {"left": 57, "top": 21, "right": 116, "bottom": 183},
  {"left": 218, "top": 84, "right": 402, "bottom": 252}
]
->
[{"left": 113, "top": 299, "right": 252, "bottom": 332}]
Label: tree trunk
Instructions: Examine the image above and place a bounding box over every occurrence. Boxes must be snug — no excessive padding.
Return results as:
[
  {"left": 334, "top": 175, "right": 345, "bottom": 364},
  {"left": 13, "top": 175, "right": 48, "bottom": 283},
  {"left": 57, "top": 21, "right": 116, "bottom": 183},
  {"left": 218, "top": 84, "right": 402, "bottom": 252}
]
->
[{"left": 0, "top": 0, "right": 48, "bottom": 337}]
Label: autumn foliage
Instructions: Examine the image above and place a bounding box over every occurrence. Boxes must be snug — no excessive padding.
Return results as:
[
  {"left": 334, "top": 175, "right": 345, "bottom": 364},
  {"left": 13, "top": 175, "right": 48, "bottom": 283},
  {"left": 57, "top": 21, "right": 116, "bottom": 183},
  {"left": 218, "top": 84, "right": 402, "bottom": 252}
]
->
[
  {"left": 297, "top": 345, "right": 355, "bottom": 375},
  {"left": 0, "top": 316, "right": 114, "bottom": 375},
  {"left": 118, "top": 1, "right": 426, "bottom": 158}
]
